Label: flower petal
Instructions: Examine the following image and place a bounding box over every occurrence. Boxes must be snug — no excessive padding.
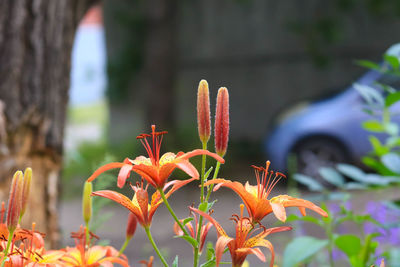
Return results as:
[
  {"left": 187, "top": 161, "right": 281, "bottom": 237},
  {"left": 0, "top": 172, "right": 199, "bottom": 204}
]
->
[
  {"left": 174, "top": 161, "right": 199, "bottom": 179},
  {"left": 98, "top": 256, "right": 130, "bottom": 267},
  {"left": 270, "top": 195, "right": 328, "bottom": 218},
  {"left": 215, "top": 235, "right": 234, "bottom": 267},
  {"left": 177, "top": 149, "right": 225, "bottom": 163},
  {"left": 131, "top": 166, "right": 158, "bottom": 188},
  {"left": 135, "top": 189, "right": 149, "bottom": 224},
  {"left": 204, "top": 179, "right": 258, "bottom": 219},
  {"left": 271, "top": 202, "right": 287, "bottom": 222},
  {"left": 117, "top": 164, "right": 133, "bottom": 188},
  {"left": 235, "top": 247, "right": 265, "bottom": 262},
  {"left": 91, "top": 190, "right": 144, "bottom": 225},
  {"left": 189, "top": 207, "right": 228, "bottom": 237},
  {"left": 256, "top": 239, "right": 275, "bottom": 267},
  {"left": 87, "top": 162, "right": 125, "bottom": 182},
  {"left": 244, "top": 226, "right": 291, "bottom": 248},
  {"left": 163, "top": 177, "right": 198, "bottom": 199}
]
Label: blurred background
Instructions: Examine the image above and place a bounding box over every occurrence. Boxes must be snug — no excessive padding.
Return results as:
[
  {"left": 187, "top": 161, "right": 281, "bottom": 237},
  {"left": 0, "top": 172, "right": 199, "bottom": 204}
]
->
[
  {"left": 64, "top": 1, "right": 400, "bottom": 183},
  {"left": 1, "top": 1, "right": 400, "bottom": 266}
]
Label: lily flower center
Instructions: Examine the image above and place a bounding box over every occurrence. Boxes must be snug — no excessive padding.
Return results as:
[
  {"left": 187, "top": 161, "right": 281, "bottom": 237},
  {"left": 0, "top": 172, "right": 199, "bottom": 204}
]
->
[
  {"left": 136, "top": 125, "right": 168, "bottom": 166},
  {"left": 251, "top": 161, "right": 286, "bottom": 199}
]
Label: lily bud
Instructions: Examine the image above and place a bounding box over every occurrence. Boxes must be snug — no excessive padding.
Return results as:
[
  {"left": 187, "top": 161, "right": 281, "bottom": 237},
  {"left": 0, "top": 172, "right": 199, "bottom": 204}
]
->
[
  {"left": 126, "top": 212, "right": 137, "bottom": 240},
  {"left": 214, "top": 87, "right": 229, "bottom": 157},
  {"left": 20, "top": 167, "right": 32, "bottom": 219},
  {"left": 82, "top": 181, "right": 93, "bottom": 225},
  {"left": 197, "top": 79, "right": 211, "bottom": 144},
  {"left": 6, "top": 171, "right": 24, "bottom": 232}
]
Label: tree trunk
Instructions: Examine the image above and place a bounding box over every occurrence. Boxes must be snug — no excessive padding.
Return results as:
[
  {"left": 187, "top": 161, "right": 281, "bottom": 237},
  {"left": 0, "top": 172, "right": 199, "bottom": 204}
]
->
[{"left": 0, "top": 0, "right": 93, "bottom": 247}]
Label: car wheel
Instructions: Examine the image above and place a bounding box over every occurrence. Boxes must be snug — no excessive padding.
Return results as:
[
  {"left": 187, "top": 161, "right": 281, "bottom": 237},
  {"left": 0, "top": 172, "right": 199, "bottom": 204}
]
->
[{"left": 292, "top": 138, "right": 349, "bottom": 186}]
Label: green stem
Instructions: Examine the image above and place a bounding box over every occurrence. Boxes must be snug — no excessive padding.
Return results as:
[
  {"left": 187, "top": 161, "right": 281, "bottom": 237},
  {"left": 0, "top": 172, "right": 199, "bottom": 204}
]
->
[
  {"left": 158, "top": 188, "right": 190, "bottom": 237},
  {"left": 194, "top": 142, "right": 208, "bottom": 267},
  {"left": 205, "top": 161, "right": 222, "bottom": 202},
  {"left": 118, "top": 237, "right": 131, "bottom": 256},
  {"left": 200, "top": 142, "right": 207, "bottom": 203},
  {"left": 144, "top": 226, "right": 169, "bottom": 267},
  {"left": 85, "top": 222, "right": 90, "bottom": 247},
  {"left": 1, "top": 229, "right": 15, "bottom": 267},
  {"left": 326, "top": 220, "right": 334, "bottom": 267}
]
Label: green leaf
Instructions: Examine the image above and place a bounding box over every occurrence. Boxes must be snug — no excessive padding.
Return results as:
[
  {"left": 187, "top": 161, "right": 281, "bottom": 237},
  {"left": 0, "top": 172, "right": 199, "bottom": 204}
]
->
[
  {"left": 343, "top": 182, "right": 367, "bottom": 190},
  {"left": 204, "top": 166, "right": 214, "bottom": 180},
  {"left": 207, "top": 200, "right": 218, "bottom": 211},
  {"left": 369, "top": 136, "right": 389, "bottom": 156},
  {"left": 283, "top": 237, "right": 329, "bottom": 267},
  {"left": 385, "top": 91, "right": 400, "bottom": 107},
  {"left": 337, "top": 164, "right": 365, "bottom": 182},
  {"left": 319, "top": 167, "right": 345, "bottom": 187},
  {"left": 206, "top": 242, "right": 215, "bottom": 260},
  {"left": 354, "top": 84, "right": 384, "bottom": 107},
  {"left": 293, "top": 174, "right": 325, "bottom": 191},
  {"left": 285, "top": 214, "right": 322, "bottom": 226},
  {"left": 384, "top": 54, "right": 400, "bottom": 70},
  {"left": 200, "top": 259, "right": 216, "bottom": 267},
  {"left": 356, "top": 60, "right": 381, "bottom": 71},
  {"left": 199, "top": 202, "right": 208, "bottom": 212},
  {"left": 362, "top": 174, "right": 399, "bottom": 185},
  {"left": 182, "top": 217, "right": 194, "bottom": 225},
  {"left": 175, "top": 235, "right": 199, "bottom": 247},
  {"left": 381, "top": 153, "right": 400, "bottom": 174},
  {"left": 198, "top": 200, "right": 218, "bottom": 213},
  {"left": 362, "top": 120, "right": 384, "bottom": 132},
  {"left": 335, "top": 234, "right": 361, "bottom": 257},
  {"left": 172, "top": 256, "right": 179, "bottom": 267},
  {"left": 360, "top": 233, "right": 380, "bottom": 265},
  {"left": 385, "top": 122, "right": 399, "bottom": 136}
]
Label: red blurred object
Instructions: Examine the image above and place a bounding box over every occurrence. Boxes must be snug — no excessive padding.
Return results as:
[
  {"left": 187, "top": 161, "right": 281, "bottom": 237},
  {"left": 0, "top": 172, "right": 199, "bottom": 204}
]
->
[{"left": 80, "top": 5, "right": 103, "bottom": 26}]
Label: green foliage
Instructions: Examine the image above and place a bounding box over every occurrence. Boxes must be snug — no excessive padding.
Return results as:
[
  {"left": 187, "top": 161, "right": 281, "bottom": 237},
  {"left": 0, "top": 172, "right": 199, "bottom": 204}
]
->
[
  {"left": 283, "top": 237, "right": 329, "bottom": 267},
  {"left": 283, "top": 201, "right": 382, "bottom": 266},
  {"left": 172, "top": 256, "right": 179, "bottom": 267}
]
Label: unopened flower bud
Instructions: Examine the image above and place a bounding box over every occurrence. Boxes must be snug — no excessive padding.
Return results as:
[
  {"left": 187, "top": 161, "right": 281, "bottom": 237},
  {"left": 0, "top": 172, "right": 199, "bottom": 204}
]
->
[
  {"left": 20, "top": 167, "right": 32, "bottom": 219},
  {"left": 7, "top": 171, "right": 24, "bottom": 232},
  {"left": 82, "top": 181, "right": 93, "bottom": 225},
  {"left": 126, "top": 212, "right": 137, "bottom": 240},
  {"left": 197, "top": 80, "right": 211, "bottom": 144},
  {"left": 214, "top": 87, "right": 229, "bottom": 157}
]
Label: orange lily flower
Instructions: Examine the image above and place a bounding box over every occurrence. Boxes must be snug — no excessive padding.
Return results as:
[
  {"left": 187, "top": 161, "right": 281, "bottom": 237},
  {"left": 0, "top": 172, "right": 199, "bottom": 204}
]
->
[
  {"left": 87, "top": 125, "right": 224, "bottom": 189},
  {"left": 92, "top": 177, "right": 197, "bottom": 227},
  {"left": 191, "top": 205, "right": 291, "bottom": 267},
  {"left": 205, "top": 161, "right": 328, "bottom": 222},
  {"left": 0, "top": 221, "right": 64, "bottom": 267},
  {"left": 61, "top": 226, "right": 129, "bottom": 267},
  {"left": 173, "top": 210, "right": 213, "bottom": 253}
]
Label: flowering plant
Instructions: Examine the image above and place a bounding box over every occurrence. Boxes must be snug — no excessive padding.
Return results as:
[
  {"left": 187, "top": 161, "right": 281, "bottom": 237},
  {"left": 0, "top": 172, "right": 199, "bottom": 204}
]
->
[
  {"left": 86, "top": 80, "right": 328, "bottom": 266},
  {"left": 1, "top": 80, "right": 328, "bottom": 267}
]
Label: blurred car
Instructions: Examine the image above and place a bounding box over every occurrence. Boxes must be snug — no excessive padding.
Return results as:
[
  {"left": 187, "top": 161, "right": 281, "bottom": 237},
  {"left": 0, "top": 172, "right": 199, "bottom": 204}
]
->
[{"left": 265, "top": 44, "right": 400, "bottom": 178}]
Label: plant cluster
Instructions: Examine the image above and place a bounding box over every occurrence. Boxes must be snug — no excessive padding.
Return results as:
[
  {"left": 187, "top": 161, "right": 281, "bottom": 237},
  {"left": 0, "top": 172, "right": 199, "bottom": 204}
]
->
[
  {"left": 286, "top": 51, "right": 400, "bottom": 267},
  {"left": 0, "top": 80, "right": 341, "bottom": 266},
  {"left": 0, "top": 169, "right": 129, "bottom": 267}
]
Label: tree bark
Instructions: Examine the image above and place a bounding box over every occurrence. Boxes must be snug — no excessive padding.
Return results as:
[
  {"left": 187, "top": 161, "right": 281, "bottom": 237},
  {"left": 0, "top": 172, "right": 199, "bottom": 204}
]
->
[{"left": 0, "top": 0, "right": 94, "bottom": 247}]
